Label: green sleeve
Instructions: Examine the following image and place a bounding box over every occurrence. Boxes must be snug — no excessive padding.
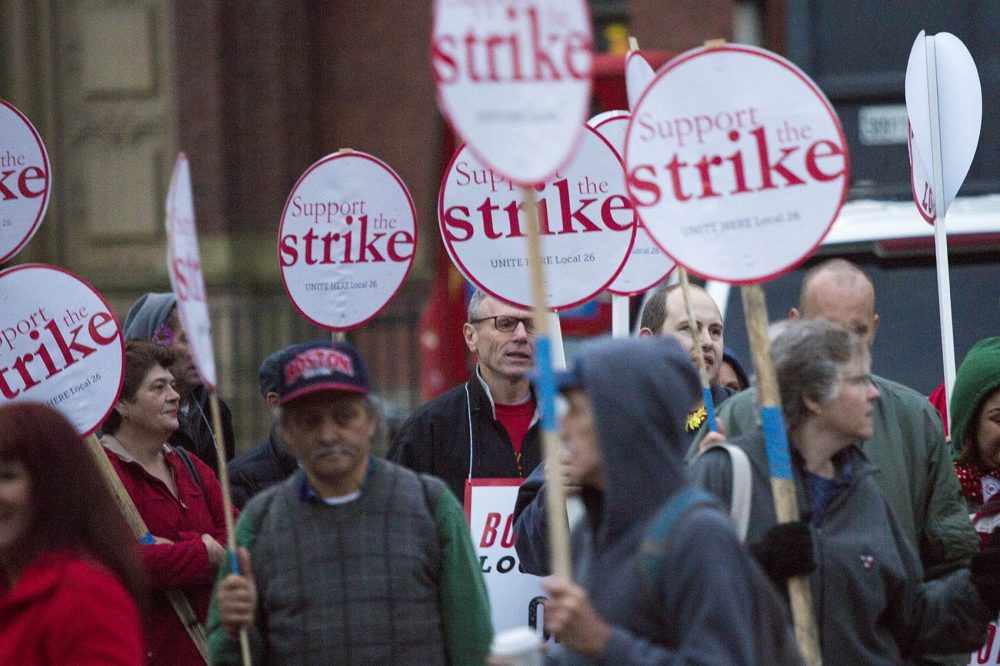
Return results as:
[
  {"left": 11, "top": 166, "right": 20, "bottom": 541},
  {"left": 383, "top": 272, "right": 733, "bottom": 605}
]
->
[
  {"left": 434, "top": 486, "right": 493, "bottom": 665},
  {"left": 919, "top": 401, "right": 979, "bottom": 578},
  {"left": 207, "top": 508, "right": 265, "bottom": 665},
  {"left": 687, "top": 388, "right": 759, "bottom": 462}
]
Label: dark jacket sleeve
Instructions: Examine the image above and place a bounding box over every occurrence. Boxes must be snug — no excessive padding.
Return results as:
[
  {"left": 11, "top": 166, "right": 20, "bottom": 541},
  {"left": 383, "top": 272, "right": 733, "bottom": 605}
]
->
[
  {"left": 220, "top": 397, "right": 236, "bottom": 462},
  {"left": 387, "top": 410, "right": 433, "bottom": 473},
  {"left": 228, "top": 471, "right": 250, "bottom": 509},
  {"left": 882, "top": 501, "right": 992, "bottom": 656},
  {"left": 512, "top": 465, "right": 550, "bottom": 576}
]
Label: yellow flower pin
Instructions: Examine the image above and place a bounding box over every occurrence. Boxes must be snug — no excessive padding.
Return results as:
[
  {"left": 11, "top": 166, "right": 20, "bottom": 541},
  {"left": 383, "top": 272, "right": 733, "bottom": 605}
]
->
[{"left": 685, "top": 405, "right": 707, "bottom": 432}]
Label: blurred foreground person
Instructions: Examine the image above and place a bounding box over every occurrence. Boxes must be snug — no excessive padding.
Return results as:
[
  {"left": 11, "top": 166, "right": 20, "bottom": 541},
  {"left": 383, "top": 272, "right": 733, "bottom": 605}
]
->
[
  {"left": 692, "top": 319, "right": 998, "bottom": 664},
  {"left": 541, "top": 337, "right": 801, "bottom": 664},
  {"left": 0, "top": 403, "right": 146, "bottom": 665},
  {"left": 209, "top": 340, "right": 491, "bottom": 665},
  {"left": 102, "top": 340, "right": 232, "bottom": 665}
]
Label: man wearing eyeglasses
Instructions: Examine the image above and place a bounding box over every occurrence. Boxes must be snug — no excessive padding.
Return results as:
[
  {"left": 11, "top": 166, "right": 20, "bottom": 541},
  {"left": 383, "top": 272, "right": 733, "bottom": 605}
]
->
[{"left": 388, "top": 288, "right": 541, "bottom": 501}]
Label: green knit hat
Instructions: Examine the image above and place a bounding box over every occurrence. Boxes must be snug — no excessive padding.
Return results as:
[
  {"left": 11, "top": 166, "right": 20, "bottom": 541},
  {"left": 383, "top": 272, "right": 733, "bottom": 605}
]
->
[{"left": 950, "top": 337, "right": 1000, "bottom": 459}]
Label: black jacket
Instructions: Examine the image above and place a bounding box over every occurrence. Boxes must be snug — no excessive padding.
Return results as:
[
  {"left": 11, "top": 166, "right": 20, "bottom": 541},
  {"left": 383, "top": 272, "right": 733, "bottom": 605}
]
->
[
  {"left": 387, "top": 369, "right": 542, "bottom": 500},
  {"left": 169, "top": 385, "right": 236, "bottom": 478},
  {"left": 228, "top": 425, "right": 299, "bottom": 509}
]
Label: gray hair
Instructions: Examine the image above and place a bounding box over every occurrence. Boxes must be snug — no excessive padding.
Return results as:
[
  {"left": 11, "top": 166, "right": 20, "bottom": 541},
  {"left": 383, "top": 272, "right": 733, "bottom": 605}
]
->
[
  {"left": 770, "top": 319, "right": 868, "bottom": 431},
  {"left": 467, "top": 288, "right": 489, "bottom": 322}
]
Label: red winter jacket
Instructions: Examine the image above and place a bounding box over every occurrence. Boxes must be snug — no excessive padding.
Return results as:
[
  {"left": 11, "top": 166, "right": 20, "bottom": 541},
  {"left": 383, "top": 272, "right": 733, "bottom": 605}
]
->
[
  {"left": 0, "top": 549, "right": 144, "bottom": 665},
  {"left": 103, "top": 437, "right": 235, "bottom": 665}
]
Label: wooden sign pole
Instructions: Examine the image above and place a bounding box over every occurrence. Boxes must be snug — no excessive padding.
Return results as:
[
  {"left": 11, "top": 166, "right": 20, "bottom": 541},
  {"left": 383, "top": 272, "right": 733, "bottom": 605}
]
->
[
  {"left": 84, "top": 434, "right": 210, "bottom": 664},
  {"left": 208, "top": 393, "right": 252, "bottom": 666},
  {"left": 522, "top": 185, "right": 572, "bottom": 580},
  {"left": 741, "top": 285, "right": 821, "bottom": 666}
]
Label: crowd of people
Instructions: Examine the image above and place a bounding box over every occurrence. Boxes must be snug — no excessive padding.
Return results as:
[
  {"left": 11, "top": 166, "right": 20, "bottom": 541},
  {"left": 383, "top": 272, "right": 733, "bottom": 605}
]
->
[{"left": 2, "top": 257, "right": 1000, "bottom": 664}]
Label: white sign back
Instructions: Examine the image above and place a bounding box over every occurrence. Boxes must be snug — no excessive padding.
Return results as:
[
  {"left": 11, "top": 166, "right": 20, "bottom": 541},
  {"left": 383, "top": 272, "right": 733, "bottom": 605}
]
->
[
  {"left": 0, "top": 264, "right": 123, "bottom": 436},
  {"left": 625, "top": 50, "right": 655, "bottom": 112},
  {"left": 439, "top": 126, "right": 636, "bottom": 310},
  {"left": 0, "top": 99, "right": 50, "bottom": 264},
  {"left": 166, "top": 154, "right": 217, "bottom": 390},
  {"left": 589, "top": 112, "right": 675, "bottom": 295},
  {"left": 279, "top": 151, "right": 417, "bottom": 331},
  {"left": 905, "top": 31, "right": 982, "bottom": 221},
  {"left": 625, "top": 44, "right": 849, "bottom": 284},
  {"left": 432, "top": 0, "right": 593, "bottom": 185},
  {"left": 466, "top": 480, "right": 547, "bottom": 640}
]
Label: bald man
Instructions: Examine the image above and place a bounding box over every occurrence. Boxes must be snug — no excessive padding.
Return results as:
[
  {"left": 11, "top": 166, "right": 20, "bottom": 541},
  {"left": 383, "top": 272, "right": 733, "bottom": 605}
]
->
[
  {"left": 639, "top": 283, "right": 735, "bottom": 437},
  {"left": 712, "top": 258, "right": 978, "bottom": 581}
]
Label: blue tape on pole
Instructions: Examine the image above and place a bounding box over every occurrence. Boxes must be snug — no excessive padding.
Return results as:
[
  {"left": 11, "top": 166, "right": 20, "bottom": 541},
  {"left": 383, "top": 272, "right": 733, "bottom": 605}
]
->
[
  {"left": 229, "top": 550, "right": 240, "bottom": 575},
  {"left": 761, "top": 406, "right": 793, "bottom": 480},
  {"left": 702, "top": 386, "right": 717, "bottom": 432},
  {"left": 535, "top": 336, "right": 558, "bottom": 432},
  {"left": 138, "top": 532, "right": 155, "bottom": 545}
]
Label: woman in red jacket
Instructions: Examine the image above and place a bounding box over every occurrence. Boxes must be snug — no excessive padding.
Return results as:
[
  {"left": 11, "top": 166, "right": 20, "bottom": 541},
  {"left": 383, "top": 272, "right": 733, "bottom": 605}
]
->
[
  {"left": 102, "top": 340, "right": 234, "bottom": 665},
  {"left": 0, "top": 402, "right": 147, "bottom": 665}
]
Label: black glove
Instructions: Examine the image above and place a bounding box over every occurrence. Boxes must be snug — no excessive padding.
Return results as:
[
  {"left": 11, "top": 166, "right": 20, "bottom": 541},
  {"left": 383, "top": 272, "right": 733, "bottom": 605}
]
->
[
  {"left": 749, "top": 520, "right": 816, "bottom": 586},
  {"left": 971, "top": 528, "right": 1000, "bottom": 613}
]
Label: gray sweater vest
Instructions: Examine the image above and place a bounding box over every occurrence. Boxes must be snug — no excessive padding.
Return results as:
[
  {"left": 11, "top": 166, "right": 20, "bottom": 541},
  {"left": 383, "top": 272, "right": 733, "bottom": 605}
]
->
[{"left": 244, "top": 461, "right": 449, "bottom": 665}]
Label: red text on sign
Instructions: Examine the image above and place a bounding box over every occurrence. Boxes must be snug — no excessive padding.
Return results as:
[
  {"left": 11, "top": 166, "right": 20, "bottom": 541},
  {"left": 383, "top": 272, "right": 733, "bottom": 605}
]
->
[
  {"left": 480, "top": 512, "right": 516, "bottom": 548},
  {"left": 443, "top": 177, "right": 633, "bottom": 241},
  {"left": 0, "top": 164, "right": 45, "bottom": 201},
  {"left": 280, "top": 214, "right": 415, "bottom": 267},
  {"left": 628, "top": 124, "right": 845, "bottom": 205},
  {"left": 0, "top": 306, "right": 118, "bottom": 399},
  {"left": 433, "top": 4, "right": 590, "bottom": 84}
]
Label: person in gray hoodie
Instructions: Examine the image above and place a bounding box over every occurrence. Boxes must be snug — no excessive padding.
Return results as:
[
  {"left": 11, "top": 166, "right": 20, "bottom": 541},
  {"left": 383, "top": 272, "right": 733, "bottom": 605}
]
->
[
  {"left": 122, "top": 292, "right": 235, "bottom": 475},
  {"left": 540, "top": 336, "right": 801, "bottom": 664},
  {"left": 691, "top": 319, "right": 1000, "bottom": 664}
]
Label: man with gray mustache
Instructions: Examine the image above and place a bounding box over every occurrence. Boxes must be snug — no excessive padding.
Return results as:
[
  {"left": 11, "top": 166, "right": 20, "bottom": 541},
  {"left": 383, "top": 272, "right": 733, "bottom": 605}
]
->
[{"left": 207, "top": 340, "right": 491, "bottom": 665}]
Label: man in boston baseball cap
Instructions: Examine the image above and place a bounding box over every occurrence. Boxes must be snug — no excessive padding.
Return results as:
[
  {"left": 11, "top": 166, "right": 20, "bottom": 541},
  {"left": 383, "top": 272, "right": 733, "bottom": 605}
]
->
[
  {"left": 210, "top": 339, "right": 492, "bottom": 664},
  {"left": 273, "top": 340, "right": 371, "bottom": 404}
]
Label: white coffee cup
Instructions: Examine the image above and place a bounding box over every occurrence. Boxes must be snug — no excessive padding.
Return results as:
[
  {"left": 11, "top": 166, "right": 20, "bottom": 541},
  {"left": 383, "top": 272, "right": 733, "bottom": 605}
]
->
[{"left": 491, "top": 626, "right": 542, "bottom": 666}]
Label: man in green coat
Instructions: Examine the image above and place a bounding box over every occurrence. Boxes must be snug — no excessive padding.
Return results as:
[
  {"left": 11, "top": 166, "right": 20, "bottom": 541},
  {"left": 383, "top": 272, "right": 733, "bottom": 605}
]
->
[{"left": 706, "top": 259, "right": 977, "bottom": 580}]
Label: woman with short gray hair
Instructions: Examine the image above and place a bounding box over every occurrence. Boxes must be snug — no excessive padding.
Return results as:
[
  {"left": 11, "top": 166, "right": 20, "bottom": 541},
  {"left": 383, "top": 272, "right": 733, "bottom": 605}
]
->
[{"left": 692, "top": 318, "right": 1000, "bottom": 664}]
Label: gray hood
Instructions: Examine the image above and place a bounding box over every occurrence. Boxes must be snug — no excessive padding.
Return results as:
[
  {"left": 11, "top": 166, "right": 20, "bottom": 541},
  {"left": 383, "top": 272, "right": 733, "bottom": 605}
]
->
[
  {"left": 576, "top": 335, "right": 701, "bottom": 542},
  {"left": 122, "top": 292, "right": 176, "bottom": 341}
]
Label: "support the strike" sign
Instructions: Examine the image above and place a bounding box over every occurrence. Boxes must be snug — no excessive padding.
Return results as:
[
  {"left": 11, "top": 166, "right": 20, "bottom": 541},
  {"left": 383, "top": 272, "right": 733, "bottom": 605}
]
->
[
  {"left": 625, "top": 45, "right": 849, "bottom": 284},
  {"left": 0, "top": 99, "right": 50, "bottom": 264}
]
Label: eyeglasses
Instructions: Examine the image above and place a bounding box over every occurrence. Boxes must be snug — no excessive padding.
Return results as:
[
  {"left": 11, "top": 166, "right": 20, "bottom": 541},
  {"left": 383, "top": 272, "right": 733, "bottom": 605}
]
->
[{"left": 470, "top": 315, "right": 536, "bottom": 334}]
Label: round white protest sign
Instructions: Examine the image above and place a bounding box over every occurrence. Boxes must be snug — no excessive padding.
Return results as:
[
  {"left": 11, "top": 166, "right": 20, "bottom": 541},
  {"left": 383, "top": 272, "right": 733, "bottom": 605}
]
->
[
  {"left": 166, "top": 153, "right": 217, "bottom": 390},
  {"left": 439, "top": 126, "right": 636, "bottom": 310},
  {"left": 589, "top": 112, "right": 675, "bottom": 295},
  {"left": 432, "top": 0, "right": 593, "bottom": 185},
  {"left": 0, "top": 99, "right": 50, "bottom": 264},
  {"left": 625, "top": 44, "right": 849, "bottom": 284},
  {"left": 905, "top": 31, "right": 982, "bottom": 224},
  {"left": 280, "top": 151, "right": 417, "bottom": 331},
  {"left": 0, "top": 264, "right": 123, "bottom": 436}
]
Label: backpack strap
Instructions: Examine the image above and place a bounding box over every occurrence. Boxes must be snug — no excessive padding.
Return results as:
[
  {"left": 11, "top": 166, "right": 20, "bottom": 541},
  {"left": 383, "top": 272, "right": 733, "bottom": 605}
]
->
[
  {"left": 175, "top": 446, "right": 206, "bottom": 495},
  {"left": 639, "top": 487, "right": 719, "bottom": 601},
  {"left": 697, "top": 442, "right": 753, "bottom": 542}
]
